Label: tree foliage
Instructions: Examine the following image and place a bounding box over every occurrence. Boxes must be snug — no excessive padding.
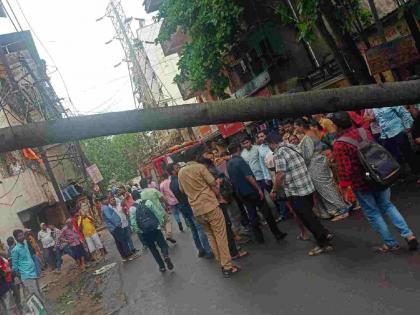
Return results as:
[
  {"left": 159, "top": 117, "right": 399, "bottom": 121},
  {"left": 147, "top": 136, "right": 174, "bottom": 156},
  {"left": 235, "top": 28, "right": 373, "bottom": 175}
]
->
[
  {"left": 81, "top": 134, "right": 146, "bottom": 186},
  {"left": 276, "top": 0, "right": 371, "bottom": 42},
  {"left": 156, "top": 0, "right": 243, "bottom": 97}
]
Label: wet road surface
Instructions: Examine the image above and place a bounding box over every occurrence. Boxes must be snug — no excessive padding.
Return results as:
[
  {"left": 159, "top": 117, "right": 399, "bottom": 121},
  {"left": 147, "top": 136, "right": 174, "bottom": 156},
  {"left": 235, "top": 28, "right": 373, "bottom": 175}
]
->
[{"left": 101, "top": 183, "right": 420, "bottom": 315}]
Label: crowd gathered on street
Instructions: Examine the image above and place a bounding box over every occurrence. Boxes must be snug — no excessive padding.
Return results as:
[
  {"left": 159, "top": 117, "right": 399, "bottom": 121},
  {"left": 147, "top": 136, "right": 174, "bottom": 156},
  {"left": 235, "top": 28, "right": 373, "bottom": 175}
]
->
[{"left": 1, "top": 105, "right": 420, "bottom": 313}]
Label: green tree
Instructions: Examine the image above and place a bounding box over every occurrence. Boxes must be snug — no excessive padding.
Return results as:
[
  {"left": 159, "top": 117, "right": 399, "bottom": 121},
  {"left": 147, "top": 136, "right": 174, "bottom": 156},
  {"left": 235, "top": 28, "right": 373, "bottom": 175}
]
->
[
  {"left": 81, "top": 133, "right": 147, "bottom": 186},
  {"left": 156, "top": 0, "right": 243, "bottom": 97},
  {"left": 276, "top": 0, "right": 374, "bottom": 84}
]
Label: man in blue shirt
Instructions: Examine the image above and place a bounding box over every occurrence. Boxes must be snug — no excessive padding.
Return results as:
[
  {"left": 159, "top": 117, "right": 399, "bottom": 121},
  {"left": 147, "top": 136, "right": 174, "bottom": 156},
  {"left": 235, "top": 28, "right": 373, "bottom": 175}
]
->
[
  {"left": 373, "top": 106, "right": 420, "bottom": 177},
  {"left": 227, "top": 142, "right": 287, "bottom": 244},
  {"left": 256, "top": 130, "right": 289, "bottom": 220},
  {"left": 11, "top": 229, "right": 43, "bottom": 305},
  {"left": 99, "top": 196, "right": 132, "bottom": 261}
]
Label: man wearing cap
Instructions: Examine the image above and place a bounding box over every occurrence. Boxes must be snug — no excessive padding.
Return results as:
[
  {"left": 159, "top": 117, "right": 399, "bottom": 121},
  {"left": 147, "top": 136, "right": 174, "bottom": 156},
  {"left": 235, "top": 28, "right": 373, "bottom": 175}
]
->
[{"left": 37, "top": 223, "right": 56, "bottom": 271}]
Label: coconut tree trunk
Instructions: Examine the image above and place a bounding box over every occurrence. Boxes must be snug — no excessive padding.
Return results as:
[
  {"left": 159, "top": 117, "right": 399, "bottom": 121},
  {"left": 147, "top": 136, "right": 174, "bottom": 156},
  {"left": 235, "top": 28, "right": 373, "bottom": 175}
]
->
[
  {"left": 319, "top": 0, "right": 375, "bottom": 84},
  {"left": 1, "top": 80, "right": 420, "bottom": 152},
  {"left": 316, "top": 16, "right": 359, "bottom": 85}
]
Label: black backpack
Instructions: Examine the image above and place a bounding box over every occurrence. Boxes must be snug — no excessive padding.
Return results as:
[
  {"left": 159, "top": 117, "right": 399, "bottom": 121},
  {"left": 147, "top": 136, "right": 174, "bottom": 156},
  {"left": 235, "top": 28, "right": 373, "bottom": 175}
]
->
[
  {"left": 135, "top": 201, "right": 160, "bottom": 233},
  {"left": 337, "top": 128, "right": 400, "bottom": 190}
]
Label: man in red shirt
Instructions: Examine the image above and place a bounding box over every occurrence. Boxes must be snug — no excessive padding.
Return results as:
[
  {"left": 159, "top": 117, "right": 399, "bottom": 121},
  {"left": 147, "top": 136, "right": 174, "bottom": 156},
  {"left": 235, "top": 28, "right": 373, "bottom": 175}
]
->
[
  {"left": 331, "top": 111, "right": 418, "bottom": 253},
  {"left": 0, "top": 256, "right": 13, "bottom": 313}
]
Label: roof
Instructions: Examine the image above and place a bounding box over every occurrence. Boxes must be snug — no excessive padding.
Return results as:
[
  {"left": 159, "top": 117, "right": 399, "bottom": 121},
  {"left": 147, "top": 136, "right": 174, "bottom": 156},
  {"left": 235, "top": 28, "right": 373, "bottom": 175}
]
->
[{"left": 0, "top": 30, "right": 41, "bottom": 63}]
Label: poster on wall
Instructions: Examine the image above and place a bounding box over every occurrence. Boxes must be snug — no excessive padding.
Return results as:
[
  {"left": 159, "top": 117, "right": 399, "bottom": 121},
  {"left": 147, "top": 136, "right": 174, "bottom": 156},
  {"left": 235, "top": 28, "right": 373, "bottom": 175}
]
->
[{"left": 86, "top": 164, "right": 103, "bottom": 184}]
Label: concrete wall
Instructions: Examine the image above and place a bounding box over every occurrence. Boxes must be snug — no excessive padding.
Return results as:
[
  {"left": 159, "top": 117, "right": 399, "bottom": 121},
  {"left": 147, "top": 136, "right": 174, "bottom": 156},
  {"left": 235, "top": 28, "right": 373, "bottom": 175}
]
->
[{"left": 0, "top": 169, "right": 57, "bottom": 241}]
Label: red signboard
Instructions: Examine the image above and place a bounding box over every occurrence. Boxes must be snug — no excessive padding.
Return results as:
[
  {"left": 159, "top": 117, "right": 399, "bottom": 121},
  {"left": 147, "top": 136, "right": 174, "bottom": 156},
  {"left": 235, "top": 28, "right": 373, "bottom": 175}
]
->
[{"left": 217, "top": 122, "right": 244, "bottom": 138}]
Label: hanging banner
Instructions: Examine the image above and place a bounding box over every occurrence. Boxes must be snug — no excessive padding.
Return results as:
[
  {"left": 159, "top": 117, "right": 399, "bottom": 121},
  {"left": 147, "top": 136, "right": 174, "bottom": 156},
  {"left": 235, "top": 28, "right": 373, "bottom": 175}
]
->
[
  {"left": 86, "top": 164, "right": 103, "bottom": 184},
  {"left": 217, "top": 122, "right": 244, "bottom": 138}
]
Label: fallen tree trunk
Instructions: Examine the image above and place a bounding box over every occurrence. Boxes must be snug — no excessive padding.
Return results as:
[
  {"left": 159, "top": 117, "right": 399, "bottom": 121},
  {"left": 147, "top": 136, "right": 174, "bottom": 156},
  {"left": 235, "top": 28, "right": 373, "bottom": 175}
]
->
[{"left": 1, "top": 81, "right": 420, "bottom": 153}]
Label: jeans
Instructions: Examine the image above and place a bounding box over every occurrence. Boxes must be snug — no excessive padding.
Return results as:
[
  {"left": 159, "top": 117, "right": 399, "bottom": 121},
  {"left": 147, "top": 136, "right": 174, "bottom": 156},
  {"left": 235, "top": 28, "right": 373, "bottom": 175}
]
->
[
  {"left": 241, "top": 193, "right": 284, "bottom": 242},
  {"left": 141, "top": 229, "right": 169, "bottom": 269},
  {"left": 55, "top": 245, "right": 75, "bottom": 271},
  {"left": 124, "top": 227, "right": 135, "bottom": 253},
  {"left": 382, "top": 131, "right": 420, "bottom": 174},
  {"left": 278, "top": 200, "right": 288, "bottom": 218},
  {"left": 289, "top": 193, "right": 330, "bottom": 247},
  {"left": 176, "top": 203, "right": 211, "bottom": 254},
  {"left": 172, "top": 205, "right": 183, "bottom": 224},
  {"left": 354, "top": 188, "right": 413, "bottom": 247},
  {"left": 111, "top": 227, "right": 131, "bottom": 259}
]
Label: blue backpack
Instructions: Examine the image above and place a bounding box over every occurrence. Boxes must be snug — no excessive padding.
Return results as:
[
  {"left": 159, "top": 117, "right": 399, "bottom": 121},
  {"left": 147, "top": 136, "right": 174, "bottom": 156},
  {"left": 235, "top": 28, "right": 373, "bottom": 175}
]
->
[{"left": 135, "top": 201, "right": 159, "bottom": 233}]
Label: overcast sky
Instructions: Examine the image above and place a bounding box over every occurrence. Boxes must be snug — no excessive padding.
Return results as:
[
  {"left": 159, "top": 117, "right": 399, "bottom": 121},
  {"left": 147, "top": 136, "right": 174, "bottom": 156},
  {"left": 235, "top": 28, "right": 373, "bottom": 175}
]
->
[{"left": 0, "top": 0, "right": 155, "bottom": 115}]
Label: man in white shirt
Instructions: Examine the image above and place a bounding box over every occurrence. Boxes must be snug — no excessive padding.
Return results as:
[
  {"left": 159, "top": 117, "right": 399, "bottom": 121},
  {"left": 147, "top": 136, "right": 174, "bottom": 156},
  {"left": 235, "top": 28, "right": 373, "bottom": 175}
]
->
[
  {"left": 240, "top": 136, "right": 265, "bottom": 188},
  {"left": 37, "top": 223, "right": 56, "bottom": 270}
]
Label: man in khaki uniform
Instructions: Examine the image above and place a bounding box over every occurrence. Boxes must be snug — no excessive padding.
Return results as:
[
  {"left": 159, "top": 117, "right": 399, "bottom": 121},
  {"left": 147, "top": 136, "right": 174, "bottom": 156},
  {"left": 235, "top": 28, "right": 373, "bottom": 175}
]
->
[{"left": 178, "top": 148, "right": 240, "bottom": 278}]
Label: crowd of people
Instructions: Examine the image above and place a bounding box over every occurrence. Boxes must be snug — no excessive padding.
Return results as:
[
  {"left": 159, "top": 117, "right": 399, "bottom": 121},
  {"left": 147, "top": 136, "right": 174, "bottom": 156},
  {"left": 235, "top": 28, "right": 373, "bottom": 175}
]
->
[
  {"left": 2, "top": 105, "right": 420, "bottom": 312},
  {"left": 0, "top": 210, "right": 106, "bottom": 314},
  {"left": 99, "top": 105, "right": 420, "bottom": 279}
]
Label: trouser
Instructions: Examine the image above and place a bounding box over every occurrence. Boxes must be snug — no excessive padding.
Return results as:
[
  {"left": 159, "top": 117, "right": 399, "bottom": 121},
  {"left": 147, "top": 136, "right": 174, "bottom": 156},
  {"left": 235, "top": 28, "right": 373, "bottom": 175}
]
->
[
  {"left": 233, "top": 192, "right": 250, "bottom": 227},
  {"left": 176, "top": 203, "right": 211, "bottom": 254},
  {"left": 354, "top": 188, "right": 413, "bottom": 247},
  {"left": 162, "top": 212, "right": 173, "bottom": 238},
  {"left": 43, "top": 247, "right": 56, "bottom": 270},
  {"left": 196, "top": 207, "right": 233, "bottom": 269},
  {"left": 241, "top": 193, "right": 283, "bottom": 242},
  {"left": 22, "top": 278, "right": 43, "bottom": 302},
  {"left": 124, "top": 227, "right": 135, "bottom": 253},
  {"left": 0, "top": 290, "right": 15, "bottom": 315},
  {"left": 111, "top": 227, "right": 131, "bottom": 258},
  {"left": 141, "top": 229, "right": 169, "bottom": 269},
  {"left": 172, "top": 204, "right": 183, "bottom": 224},
  {"left": 289, "top": 193, "right": 330, "bottom": 247},
  {"left": 32, "top": 254, "right": 42, "bottom": 276},
  {"left": 11, "top": 280, "right": 22, "bottom": 311},
  {"left": 382, "top": 131, "right": 420, "bottom": 174},
  {"left": 278, "top": 200, "right": 289, "bottom": 217},
  {"left": 219, "top": 204, "right": 239, "bottom": 257}
]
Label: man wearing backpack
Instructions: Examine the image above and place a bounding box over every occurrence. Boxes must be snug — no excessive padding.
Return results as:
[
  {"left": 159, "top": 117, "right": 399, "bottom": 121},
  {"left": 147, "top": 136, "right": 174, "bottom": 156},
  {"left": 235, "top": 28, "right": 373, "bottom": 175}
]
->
[
  {"left": 331, "top": 111, "right": 418, "bottom": 253},
  {"left": 139, "top": 178, "right": 177, "bottom": 244},
  {"left": 129, "top": 190, "right": 174, "bottom": 273}
]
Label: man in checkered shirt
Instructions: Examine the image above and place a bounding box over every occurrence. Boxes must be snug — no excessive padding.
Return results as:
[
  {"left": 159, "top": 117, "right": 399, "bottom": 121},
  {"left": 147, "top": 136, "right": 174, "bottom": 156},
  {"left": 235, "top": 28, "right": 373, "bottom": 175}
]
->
[{"left": 267, "top": 132, "right": 334, "bottom": 256}]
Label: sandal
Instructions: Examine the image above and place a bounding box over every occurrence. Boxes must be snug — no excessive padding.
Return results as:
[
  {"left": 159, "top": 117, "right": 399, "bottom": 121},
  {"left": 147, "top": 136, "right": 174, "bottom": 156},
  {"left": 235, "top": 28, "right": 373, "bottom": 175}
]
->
[
  {"left": 331, "top": 212, "right": 349, "bottom": 222},
  {"left": 222, "top": 265, "right": 241, "bottom": 278},
  {"left": 296, "top": 234, "right": 310, "bottom": 241},
  {"left": 374, "top": 244, "right": 401, "bottom": 253},
  {"left": 308, "top": 245, "right": 334, "bottom": 256},
  {"left": 406, "top": 237, "right": 418, "bottom": 251},
  {"left": 232, "top": 251, "right": 249, "bottom": 260}
]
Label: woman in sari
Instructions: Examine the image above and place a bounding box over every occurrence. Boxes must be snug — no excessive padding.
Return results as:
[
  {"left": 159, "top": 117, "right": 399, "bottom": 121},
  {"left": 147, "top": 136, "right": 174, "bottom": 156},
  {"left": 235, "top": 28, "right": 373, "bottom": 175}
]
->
[{"left": 294, "top": 119, "right": 351, "bottom": 221}]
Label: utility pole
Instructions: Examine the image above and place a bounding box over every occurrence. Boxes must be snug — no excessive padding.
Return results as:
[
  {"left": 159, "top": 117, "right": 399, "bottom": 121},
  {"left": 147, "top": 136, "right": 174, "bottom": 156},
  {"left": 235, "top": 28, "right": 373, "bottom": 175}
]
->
[
  {"left": 40, "top": 149, "right": 69, "bottom": 217},
  {"left": 1, "top": 35, "right": 73, "bottom": 217},
  {"left": 101, "top": 0, "right": 195, "bottom": 144}
]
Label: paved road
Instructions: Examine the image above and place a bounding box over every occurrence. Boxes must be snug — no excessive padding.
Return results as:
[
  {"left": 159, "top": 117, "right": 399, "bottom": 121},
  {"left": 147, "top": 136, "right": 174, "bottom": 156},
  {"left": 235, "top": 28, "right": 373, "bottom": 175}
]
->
[{"left": 101, "top": 183, "right": 420, "bottom": 315}]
